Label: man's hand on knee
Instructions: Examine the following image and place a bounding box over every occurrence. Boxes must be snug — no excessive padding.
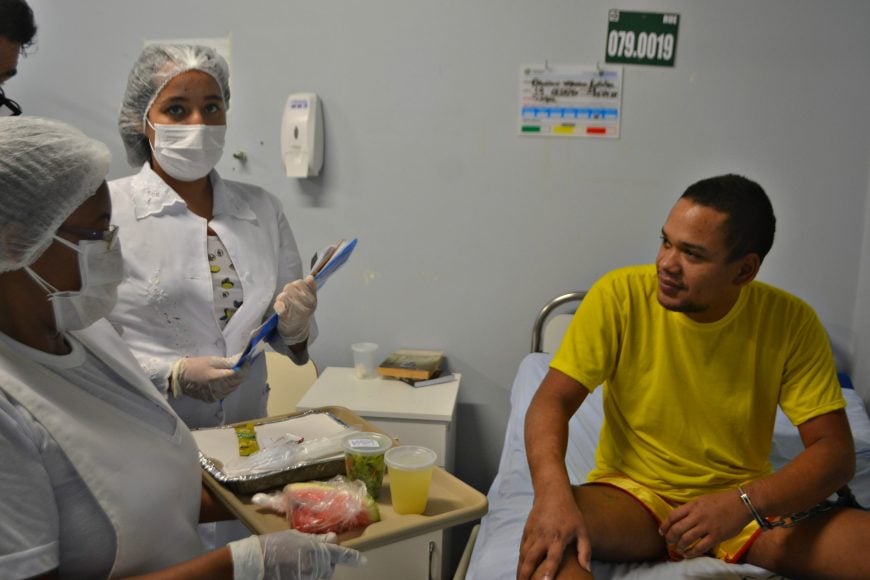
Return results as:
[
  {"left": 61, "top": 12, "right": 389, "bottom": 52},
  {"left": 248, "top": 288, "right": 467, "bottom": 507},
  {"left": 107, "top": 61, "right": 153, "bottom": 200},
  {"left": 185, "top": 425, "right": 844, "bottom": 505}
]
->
[{"left": 518, "top": 493, "right": 591, "bottom": 579}]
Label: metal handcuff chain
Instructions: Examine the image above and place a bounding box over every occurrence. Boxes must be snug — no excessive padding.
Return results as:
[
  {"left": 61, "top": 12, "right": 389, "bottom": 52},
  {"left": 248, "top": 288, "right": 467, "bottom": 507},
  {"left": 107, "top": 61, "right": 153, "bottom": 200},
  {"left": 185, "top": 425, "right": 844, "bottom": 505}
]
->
[{"left": 768, "top": 485, "right": 866, "bottom": 529}]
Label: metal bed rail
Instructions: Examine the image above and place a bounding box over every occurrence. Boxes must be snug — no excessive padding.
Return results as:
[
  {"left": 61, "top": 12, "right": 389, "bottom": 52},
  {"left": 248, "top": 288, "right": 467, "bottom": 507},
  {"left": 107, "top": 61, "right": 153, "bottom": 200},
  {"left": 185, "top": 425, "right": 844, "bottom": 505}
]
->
[{"left": 530, "top": 291, "right": 586, "bottom": 353}]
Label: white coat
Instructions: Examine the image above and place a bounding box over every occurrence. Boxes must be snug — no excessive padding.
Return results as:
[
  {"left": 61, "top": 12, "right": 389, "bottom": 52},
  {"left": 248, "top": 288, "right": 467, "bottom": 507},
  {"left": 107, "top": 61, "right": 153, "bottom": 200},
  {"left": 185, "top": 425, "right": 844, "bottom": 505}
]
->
[
  {"left": 0, "top": 320, "right": 203, "bottom": 576},
  {"left": 108, "top": 164, "right": 314, "bottom": 428}
]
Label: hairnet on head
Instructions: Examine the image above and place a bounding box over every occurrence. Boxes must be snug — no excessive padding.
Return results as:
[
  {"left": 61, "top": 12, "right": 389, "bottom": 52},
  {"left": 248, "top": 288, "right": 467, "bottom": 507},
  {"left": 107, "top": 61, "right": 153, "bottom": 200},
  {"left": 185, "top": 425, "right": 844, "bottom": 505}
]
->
[
  {"left": 118, "top": 44, "right": 231, "bottom": 167},
  {"left": 0, "top": 116, "right": 110, "bottom": 273}
]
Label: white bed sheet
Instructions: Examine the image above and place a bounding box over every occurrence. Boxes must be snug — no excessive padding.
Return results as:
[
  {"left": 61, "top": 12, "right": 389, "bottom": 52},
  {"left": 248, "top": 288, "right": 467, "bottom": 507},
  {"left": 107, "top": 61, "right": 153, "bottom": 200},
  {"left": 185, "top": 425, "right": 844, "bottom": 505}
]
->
[{"left": 467, "top": 353, "right": 870, "bottom": 579}]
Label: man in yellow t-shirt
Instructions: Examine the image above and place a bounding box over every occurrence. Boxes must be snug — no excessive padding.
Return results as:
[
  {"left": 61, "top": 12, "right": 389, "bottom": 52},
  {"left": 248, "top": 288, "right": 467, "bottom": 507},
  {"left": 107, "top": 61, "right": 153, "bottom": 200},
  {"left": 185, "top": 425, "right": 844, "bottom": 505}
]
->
[{"left": 518, "top": 174, "right": 870, "bottom": 580}]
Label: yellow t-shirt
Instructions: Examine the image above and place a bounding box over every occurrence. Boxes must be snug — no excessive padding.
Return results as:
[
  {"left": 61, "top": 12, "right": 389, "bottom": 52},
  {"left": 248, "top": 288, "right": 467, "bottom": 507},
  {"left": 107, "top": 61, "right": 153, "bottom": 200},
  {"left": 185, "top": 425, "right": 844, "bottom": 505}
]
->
[{"left": 551, "top": 264, "right": 845, "bottom": 504}]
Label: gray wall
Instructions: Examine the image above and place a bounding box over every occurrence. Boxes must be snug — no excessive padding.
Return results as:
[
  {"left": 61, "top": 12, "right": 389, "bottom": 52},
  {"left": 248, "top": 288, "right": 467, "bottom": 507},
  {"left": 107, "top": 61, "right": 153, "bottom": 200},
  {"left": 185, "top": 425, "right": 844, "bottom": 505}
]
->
[{"left": 15, "top": 1, "right": 870, "bottom": 496}]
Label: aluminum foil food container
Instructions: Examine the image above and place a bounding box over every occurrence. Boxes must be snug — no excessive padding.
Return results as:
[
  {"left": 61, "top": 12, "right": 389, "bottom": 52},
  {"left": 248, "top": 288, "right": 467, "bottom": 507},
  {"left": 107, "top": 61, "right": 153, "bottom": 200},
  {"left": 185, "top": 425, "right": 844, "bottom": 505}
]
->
[{"left": 194, "top": 409, "right": 350, "bottom": 494}]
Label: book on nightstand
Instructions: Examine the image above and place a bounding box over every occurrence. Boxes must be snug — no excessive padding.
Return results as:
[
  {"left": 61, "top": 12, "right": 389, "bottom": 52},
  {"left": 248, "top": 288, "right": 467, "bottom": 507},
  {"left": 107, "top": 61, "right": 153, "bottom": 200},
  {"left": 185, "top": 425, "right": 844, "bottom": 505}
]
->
[{"left": 377, "top": 349, "right": 444, "bottom": 381}]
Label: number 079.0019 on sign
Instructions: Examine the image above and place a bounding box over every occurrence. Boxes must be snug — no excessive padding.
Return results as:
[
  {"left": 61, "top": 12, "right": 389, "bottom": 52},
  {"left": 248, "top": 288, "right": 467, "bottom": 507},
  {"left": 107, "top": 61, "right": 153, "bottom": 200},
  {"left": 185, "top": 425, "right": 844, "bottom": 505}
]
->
[{"left": 605, "top": 10, "right": 679, "bottom": 67}]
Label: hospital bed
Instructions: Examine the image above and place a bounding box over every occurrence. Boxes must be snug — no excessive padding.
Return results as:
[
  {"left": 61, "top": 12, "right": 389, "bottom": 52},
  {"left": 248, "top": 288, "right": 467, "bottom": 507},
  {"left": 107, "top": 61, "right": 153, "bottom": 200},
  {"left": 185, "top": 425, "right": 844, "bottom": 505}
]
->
[{"left": 460, "top": 292, "right": 870, "bottom": 579}]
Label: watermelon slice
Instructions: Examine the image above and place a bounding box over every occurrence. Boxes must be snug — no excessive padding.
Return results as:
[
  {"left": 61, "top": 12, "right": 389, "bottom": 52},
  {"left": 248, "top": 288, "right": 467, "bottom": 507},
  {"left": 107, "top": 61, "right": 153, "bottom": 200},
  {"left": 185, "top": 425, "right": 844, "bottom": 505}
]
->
[{"left": 283, "top": 480, "right": 381, "bottom": 534}]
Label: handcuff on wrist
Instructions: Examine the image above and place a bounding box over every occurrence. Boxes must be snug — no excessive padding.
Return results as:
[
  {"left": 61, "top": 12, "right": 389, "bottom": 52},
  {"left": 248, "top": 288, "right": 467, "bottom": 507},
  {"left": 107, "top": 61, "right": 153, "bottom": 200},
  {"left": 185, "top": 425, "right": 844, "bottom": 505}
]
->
[
  {"left": 738, "top": 484, "right": 864, "bottom": 531},
  {"left": 737, "top": 485, "right": 772, "bottom": 530}
]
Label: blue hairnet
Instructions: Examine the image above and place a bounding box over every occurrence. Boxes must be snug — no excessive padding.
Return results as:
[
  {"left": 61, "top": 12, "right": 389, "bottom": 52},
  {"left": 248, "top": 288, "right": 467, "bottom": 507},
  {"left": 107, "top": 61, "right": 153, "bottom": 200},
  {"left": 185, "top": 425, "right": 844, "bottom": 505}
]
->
[
  {"left": 0, "top": 116, "right": 110, "bottom": 272},
  {"left": 117, "top": 44, "right": 231, "bottom": 167}
]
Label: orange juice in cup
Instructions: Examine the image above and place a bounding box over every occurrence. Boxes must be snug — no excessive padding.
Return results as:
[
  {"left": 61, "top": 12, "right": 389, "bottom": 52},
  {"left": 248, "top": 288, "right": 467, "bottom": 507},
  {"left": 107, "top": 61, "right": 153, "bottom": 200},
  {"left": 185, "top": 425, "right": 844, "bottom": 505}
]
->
[{"left": 385, "top": 445, "right": 437, "bottom": 514}]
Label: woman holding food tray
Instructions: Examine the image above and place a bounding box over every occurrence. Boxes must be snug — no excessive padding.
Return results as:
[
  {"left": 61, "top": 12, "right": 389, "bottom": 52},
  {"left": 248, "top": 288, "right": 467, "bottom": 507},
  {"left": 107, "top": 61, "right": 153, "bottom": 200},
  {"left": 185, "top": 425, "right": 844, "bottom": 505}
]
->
[{"left": 0, "top": 116, "right": 363, "bottom": 579}]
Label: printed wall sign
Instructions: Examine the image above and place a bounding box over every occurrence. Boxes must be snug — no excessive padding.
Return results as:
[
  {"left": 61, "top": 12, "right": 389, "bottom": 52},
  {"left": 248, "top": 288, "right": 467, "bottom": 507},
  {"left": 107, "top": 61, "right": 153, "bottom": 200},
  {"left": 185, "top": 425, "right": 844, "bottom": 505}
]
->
[
  {"left": 519, "top": 64, "right": 622, "bottom": 138},
  {"left": 605, "top": 10, "right": 679, "bottom": 67}
]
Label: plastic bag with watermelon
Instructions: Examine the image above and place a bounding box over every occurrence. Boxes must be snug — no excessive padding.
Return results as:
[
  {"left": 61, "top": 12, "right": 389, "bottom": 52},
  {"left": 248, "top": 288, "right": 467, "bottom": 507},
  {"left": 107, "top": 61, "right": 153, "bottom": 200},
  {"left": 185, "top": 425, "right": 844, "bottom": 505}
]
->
[{"left": 253, "top": 475, "right": 381, "bottom": 534}]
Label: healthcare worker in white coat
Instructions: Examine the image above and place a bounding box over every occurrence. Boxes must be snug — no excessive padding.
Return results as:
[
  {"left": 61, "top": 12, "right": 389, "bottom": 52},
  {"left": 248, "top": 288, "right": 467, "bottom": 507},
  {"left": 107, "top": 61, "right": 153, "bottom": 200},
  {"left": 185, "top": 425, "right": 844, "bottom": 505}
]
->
[
  {"left": 0, "top": 116, "right": 363, "bottom": 579},
  {"left": 108, "top": 44, "right": 316, "bottom": 429}
]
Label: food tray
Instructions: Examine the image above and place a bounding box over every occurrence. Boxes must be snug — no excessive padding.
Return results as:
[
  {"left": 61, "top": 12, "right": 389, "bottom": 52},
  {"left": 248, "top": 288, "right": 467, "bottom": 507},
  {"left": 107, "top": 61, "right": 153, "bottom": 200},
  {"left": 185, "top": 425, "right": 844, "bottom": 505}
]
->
[
  {"left": 193, "top": 409, "right": 353, "bottom": 494},
  {"left": 205, "top": 465, "right": 489, "bottom": 551},
  {"left": 200, "top": 406, "right": 489, "bottom": 551}
]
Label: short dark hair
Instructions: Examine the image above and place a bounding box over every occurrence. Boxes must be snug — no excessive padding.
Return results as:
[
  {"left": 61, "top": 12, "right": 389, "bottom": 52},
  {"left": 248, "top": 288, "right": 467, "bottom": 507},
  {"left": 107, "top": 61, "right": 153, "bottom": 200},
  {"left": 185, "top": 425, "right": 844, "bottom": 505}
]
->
[
  {"left": 0, "top": 0, "right": 37, "bottom": 48},
  {"left": 681, "top": 174, "right": 776, "bottom": 262}
]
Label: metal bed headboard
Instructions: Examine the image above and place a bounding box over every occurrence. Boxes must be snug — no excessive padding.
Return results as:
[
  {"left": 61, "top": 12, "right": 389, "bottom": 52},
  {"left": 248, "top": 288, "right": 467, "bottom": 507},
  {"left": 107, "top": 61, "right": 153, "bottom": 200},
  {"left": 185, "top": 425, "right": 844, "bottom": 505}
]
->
[{"left": 530, "top": 291, "right": 587, "bottom": 353}]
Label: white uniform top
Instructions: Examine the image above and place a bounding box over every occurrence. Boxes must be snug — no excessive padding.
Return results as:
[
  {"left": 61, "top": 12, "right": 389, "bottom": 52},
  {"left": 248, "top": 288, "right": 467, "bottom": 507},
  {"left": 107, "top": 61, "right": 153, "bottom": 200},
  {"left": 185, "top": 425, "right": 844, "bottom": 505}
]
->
[
  {"left": 108, "top": 164, "right": 315, "bottom": 428},
  {"left": 0, "top": 320, "right": 203, "bottom": 578}
]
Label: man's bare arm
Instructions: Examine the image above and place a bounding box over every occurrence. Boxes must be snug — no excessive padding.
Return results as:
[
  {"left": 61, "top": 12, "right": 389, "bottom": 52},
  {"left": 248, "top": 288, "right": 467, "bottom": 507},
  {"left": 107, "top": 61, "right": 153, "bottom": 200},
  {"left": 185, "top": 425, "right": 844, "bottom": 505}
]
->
[
  {"left": 661, "top": 409, "right": 856, "bottom": 557},
  {"left": 525, "top": 369, "right": 589, "bottom": 504},
  {"left": 518, "top": 368, "right": 590, "bottom": 579},
  {"left": 744, "top": 409, "right": 855, "bottom": 517}
]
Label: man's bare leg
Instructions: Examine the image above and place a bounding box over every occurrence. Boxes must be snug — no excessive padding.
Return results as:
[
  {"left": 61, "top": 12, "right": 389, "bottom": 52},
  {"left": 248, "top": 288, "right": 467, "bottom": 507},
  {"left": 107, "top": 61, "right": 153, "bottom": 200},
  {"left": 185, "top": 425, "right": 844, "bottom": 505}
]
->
[
  {"left": 532, "top": 484, "right": 668, "bottom": 579},
  {"left": 746, "top": 507, "right": 870, "bottom": 580}
]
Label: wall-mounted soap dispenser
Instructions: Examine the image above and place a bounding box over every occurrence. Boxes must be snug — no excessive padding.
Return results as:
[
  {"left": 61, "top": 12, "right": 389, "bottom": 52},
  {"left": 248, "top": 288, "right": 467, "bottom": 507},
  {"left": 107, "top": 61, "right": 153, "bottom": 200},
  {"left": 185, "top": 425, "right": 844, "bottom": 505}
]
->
[{"left": 281, "top": 93, "right": 323, "bottom": 178}]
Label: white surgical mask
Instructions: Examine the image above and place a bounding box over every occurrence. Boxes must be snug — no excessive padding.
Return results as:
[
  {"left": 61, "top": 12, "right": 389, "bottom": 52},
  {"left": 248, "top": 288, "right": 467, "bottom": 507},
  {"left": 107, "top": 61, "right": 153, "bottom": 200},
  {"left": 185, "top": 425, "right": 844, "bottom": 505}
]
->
[
  {"left": 147, "top": 120, "right": 226, "bottom": 182},
  {"left": 26, "top": 235, "right": 124, "bottom": 332}
]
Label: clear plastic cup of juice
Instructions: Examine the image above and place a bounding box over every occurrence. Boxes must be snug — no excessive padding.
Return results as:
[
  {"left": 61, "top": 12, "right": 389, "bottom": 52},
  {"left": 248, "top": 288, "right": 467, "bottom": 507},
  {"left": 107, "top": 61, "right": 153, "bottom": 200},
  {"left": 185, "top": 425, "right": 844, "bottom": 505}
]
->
[{"left": 385, "top": 445, "right": 437, "bottom": 515}]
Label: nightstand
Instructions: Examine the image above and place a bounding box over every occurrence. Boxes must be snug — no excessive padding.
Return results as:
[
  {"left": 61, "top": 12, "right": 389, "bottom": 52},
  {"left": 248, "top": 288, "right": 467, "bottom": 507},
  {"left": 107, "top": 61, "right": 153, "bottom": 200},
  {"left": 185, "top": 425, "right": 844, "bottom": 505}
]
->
[{"left": 297, "top": 367, "right": 460, "bottom": 471}]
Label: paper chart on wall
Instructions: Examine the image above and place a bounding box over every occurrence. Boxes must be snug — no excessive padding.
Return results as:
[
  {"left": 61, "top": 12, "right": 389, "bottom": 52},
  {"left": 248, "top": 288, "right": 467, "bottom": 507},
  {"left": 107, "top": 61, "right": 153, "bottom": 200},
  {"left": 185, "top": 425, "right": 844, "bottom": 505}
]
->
[{"left": 519, "top": 64, "right": 622, "bottom": 138}]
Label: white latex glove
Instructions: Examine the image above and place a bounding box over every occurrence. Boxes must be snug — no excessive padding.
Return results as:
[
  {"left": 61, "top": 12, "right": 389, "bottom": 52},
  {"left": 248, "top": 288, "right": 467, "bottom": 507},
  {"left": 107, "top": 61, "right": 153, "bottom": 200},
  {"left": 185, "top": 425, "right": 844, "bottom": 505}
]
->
[
  {"left": 274, "top": 276, "right": 317, "bottom": 345},
  {"left": 229, "top": 530, "right": 366, "bottom": 580},
  {"left": 169, "top": 355, "right": 250, "bottom": 402}
]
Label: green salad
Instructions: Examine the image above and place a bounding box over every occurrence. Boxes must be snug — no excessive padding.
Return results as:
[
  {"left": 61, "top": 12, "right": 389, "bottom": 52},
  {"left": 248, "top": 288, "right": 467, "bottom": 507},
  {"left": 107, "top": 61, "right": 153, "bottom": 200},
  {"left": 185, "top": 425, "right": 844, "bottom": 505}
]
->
[{"left": 345, "top": 451, "right": 387, "bottom": 498}]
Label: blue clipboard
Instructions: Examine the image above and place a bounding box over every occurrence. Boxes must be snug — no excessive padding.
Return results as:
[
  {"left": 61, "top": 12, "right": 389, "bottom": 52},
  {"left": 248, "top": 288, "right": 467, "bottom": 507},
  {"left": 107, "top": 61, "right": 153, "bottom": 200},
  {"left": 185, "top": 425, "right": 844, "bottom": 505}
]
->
[
  {"left": 233, "top": 238, "right": 358, "bottom": 371},
  {"left": 233, "top": 314, "right": 278, "bottom": 371},
  {"left": 313, "top": 238, "right": 357, "bottom": 289}
]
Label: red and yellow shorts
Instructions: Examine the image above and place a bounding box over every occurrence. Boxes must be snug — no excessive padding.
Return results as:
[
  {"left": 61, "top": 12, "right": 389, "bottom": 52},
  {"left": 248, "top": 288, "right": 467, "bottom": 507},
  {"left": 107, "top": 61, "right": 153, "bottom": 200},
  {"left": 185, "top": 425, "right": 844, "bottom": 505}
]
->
[{"left": 585, "top": 473, "right": 763, "bottom": 563}]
